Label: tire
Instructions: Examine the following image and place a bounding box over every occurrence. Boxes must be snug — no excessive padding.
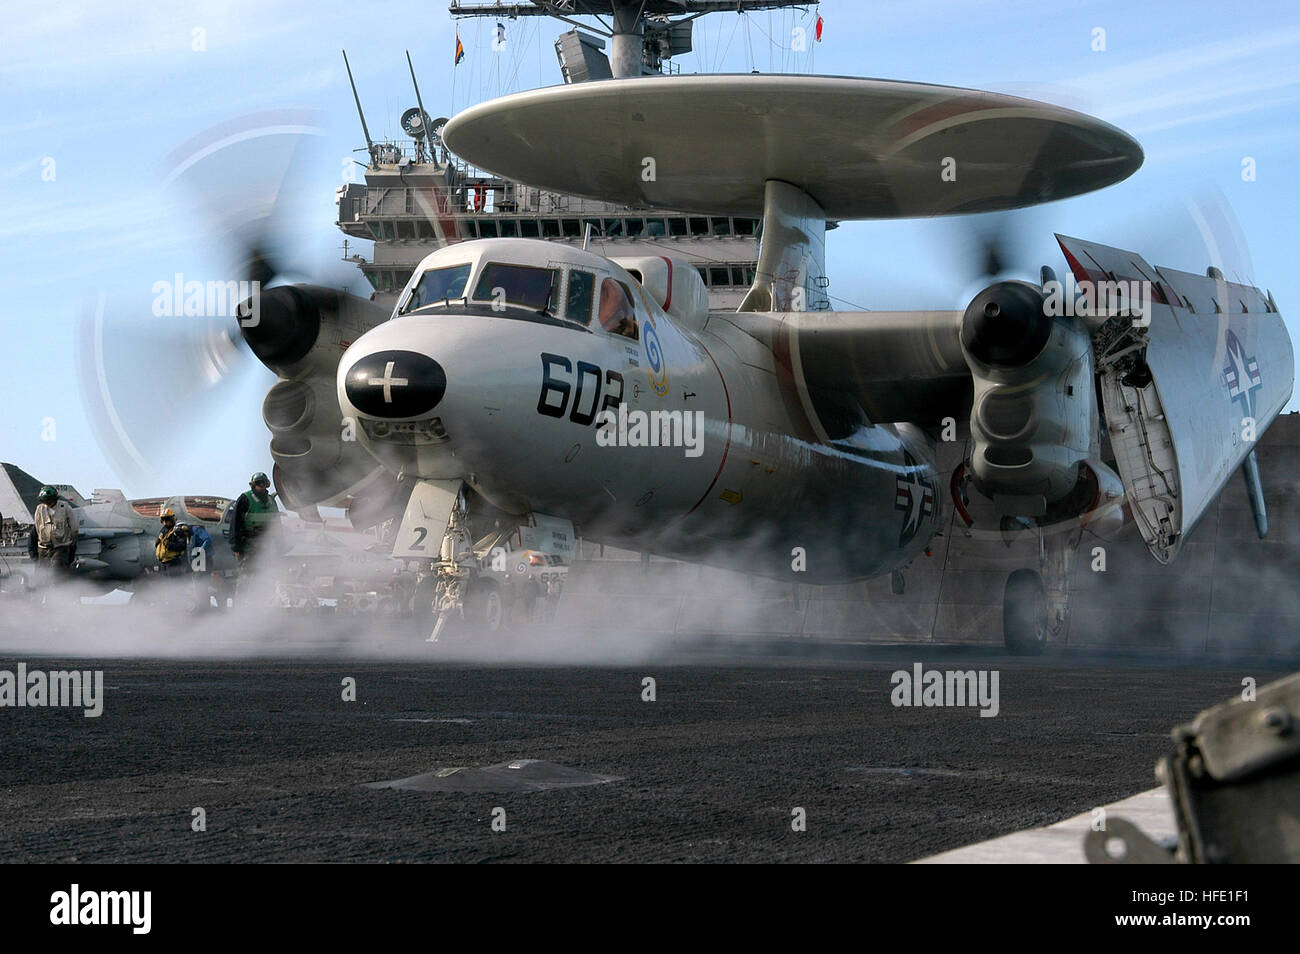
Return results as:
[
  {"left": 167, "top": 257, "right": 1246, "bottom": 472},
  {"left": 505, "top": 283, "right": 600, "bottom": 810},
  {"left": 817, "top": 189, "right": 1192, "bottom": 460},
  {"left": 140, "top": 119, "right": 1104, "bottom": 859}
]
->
[
  {"left": 410, "top": 577, "right": 439, "bottom": 636},
  {"left": 1003, "top": 568, "right": 1048, "bottom": 655},
  {"left": 466, "top": 580, "right": 504, "bottom": 635}
]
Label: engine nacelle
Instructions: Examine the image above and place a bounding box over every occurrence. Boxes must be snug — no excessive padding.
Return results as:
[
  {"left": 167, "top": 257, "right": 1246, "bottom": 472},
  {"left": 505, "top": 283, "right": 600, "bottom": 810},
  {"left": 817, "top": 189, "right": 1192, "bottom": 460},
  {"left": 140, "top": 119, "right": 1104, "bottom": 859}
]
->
[
  {"left": 240, "top": 283, "right": 395, "bottom": 517},
  {"left": 961, "top": 281, "right": 1098, "bottom": 516},
  {"left": 261, "top": 372, "right": 389, "bottom": 512},
  {"left": 607, "top": 254, "right": 710, "bottom": 332}
]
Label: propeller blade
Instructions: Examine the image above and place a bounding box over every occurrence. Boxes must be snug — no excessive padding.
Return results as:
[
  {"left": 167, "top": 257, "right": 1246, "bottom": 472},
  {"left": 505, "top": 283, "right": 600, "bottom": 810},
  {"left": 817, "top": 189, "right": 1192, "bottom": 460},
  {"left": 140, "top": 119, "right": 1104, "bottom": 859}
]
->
[
  {"left": 75, "top": 293, "right": 270, "bottom": 493},
  {"left": 161, "top": 108, "right": 327, "bottom": 288},
  {"left": 1095, "top": 188, "right": 1256, "bottom": 284},
  {"left": 75, "top": 110, "right": 342, "bottom": 494}
]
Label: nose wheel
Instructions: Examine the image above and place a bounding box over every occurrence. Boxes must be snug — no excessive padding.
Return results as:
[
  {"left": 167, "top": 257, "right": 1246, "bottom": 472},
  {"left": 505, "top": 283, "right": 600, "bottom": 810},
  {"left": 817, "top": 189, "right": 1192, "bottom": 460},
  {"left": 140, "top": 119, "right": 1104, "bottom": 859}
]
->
[
  {"left": 422, "top": 576, "right": 506, "bottom": 642},
  {"left": 466, "top": 581, "right": 504, "bottom": 634}
]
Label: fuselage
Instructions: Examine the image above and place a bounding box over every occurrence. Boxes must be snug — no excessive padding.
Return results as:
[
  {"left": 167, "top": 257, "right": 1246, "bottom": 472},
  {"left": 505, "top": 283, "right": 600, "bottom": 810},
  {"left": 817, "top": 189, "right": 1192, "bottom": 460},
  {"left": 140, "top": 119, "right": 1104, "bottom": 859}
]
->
[
  {"left": 338, "top": 239, "right": 942, "bottom": 583},
  {"left": 67, "top": 495, "right": 234, "bottom": 580}
]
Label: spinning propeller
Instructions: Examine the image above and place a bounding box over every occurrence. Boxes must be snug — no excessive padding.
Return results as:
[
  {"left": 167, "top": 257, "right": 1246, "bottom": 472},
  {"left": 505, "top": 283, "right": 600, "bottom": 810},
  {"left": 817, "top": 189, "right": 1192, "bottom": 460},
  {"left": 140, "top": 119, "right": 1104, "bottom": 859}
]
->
[{"left": 74, "top": 110, "right": 363, "bottom": 497}]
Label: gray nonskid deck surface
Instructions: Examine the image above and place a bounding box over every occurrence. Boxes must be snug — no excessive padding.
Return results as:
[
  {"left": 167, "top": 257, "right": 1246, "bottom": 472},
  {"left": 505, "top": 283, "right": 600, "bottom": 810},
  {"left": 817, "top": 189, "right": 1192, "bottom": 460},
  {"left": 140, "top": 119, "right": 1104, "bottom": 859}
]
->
[{"left": 0, "top": 653, "right": 1280, "bottom": 863}]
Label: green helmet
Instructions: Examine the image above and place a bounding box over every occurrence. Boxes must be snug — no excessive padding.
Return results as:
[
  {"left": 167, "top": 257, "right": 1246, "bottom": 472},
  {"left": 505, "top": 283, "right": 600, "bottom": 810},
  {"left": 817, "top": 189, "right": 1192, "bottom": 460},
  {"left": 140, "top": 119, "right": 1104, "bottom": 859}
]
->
[
  {"left": 38, "top": 486, "right": 57, "bottom": 502},
  {"left": 249, "top": 472, "right": 270, "bottom": 486}
]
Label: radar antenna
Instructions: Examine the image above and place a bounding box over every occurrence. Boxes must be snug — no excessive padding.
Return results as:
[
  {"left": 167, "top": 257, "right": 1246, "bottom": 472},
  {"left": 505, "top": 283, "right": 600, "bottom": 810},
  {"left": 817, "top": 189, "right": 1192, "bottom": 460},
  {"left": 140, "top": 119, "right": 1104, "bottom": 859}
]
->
[{"left": 447, "top": 1, "right": 818, "bottom": 80}]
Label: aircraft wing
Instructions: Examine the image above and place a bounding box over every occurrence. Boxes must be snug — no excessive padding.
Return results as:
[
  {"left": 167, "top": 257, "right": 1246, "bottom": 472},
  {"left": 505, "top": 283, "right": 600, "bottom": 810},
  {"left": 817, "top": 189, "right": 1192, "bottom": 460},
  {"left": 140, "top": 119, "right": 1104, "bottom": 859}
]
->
[
  {"left": 709, "top": 309, "right": 970, "bottom": 432},
  {"left": 1056, "top": 234, "right": 1293, "bottom": 561},
  {"left": 70, "top": 527, "right": 150, "bottom": 576},
  {"left": 78, "top": 527, "right": 146, "bottom": 539}
]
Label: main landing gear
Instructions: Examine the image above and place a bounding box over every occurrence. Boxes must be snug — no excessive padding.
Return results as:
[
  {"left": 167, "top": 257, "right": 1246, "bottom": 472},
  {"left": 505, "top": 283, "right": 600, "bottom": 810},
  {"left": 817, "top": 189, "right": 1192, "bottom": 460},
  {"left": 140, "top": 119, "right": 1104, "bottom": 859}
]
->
[{"left": 1002, "top": 529, "right": 1074, "bottom": 655}]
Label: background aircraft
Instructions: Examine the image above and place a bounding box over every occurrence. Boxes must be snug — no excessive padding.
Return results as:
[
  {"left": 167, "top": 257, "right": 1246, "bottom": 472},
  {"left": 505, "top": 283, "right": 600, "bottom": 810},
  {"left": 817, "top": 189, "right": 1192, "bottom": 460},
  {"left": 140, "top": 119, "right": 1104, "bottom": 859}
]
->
[
  {"left": 0, "top": 462, "right": 405, "bottom": 615},
  {"left": 0, "top": 461, "right": 236, "bottom": 588}
]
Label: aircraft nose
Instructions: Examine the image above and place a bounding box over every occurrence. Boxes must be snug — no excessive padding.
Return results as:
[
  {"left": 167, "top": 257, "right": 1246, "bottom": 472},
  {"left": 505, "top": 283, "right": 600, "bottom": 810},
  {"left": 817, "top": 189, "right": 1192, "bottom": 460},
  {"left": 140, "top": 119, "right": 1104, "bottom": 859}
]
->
[{"left": 342, "top": 349, "right": 446, "bottom": 418}]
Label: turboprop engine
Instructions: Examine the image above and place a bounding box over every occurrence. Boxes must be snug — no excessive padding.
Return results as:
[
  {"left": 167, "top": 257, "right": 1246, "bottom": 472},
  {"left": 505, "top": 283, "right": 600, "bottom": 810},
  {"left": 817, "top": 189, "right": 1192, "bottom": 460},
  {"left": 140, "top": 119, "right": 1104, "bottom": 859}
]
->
[
  {"left": 959, "top": 277, "right": 1114, "bottom": 520},
  {"left": 241, "top": 283, "right": 398, "bottom": 518}
]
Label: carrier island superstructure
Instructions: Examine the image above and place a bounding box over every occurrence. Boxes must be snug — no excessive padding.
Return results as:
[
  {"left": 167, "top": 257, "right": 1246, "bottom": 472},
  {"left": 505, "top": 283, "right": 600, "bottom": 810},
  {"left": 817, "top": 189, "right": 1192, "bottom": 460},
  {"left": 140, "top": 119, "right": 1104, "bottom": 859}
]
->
[{"left": 335, "top": 1, "right": 823, "bottom": 313}]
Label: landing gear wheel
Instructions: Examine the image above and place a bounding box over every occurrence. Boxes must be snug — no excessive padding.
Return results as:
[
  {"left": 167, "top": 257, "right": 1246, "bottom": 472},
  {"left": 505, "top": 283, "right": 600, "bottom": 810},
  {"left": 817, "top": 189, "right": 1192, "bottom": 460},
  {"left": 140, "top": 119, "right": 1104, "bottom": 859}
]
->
[
  {"left": 1003, "top": 568, "right": 1047, "bottom": 655},
  {"left": 410, "top": 577, "right": 439, "bottom": 636},
  {"left": 467, "top": 581, "right": 504, "bottom": 634}
]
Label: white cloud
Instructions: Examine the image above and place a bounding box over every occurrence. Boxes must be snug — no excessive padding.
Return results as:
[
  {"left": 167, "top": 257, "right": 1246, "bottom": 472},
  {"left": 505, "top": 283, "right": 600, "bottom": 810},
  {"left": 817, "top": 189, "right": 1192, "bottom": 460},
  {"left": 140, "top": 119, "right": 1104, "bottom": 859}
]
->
[{"left": 1067, "top": 25, "right": 1300, "bottom": 128}]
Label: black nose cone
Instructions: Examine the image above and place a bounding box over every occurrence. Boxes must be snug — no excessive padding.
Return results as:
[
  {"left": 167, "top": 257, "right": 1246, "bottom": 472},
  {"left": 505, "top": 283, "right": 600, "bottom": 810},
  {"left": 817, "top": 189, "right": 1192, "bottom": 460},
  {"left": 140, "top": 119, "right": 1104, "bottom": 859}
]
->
[
  {"left": 344, "top": 350, "right": 446, "bottom": 418},
  {"left": 961, "top": 281, "right": 1052, "bottom": 368}
]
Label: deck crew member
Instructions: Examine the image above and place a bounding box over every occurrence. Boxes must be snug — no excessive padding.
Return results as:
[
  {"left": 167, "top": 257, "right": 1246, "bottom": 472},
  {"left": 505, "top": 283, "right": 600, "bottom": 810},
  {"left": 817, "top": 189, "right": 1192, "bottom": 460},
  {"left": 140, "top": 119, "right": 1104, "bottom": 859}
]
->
[
  {"left": 155, "top": 509, "right": 192, "bottom": 574},
  {"left": 229, "top": 472, "right": 282, "bottom": 569},
  {"left": 33, "top": 486, "right": 78, "bottom": 584}
]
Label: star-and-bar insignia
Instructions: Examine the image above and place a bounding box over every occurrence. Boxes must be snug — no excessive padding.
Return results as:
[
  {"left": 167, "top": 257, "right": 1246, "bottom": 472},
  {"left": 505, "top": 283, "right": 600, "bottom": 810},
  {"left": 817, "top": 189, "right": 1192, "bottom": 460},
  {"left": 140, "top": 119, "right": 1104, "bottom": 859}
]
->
[
  {"left": 895, "top": 451, "right": 936, "bottom": 547},
  {"left": 1223, "top": 328, "right": 1262, "bottom": 418}
]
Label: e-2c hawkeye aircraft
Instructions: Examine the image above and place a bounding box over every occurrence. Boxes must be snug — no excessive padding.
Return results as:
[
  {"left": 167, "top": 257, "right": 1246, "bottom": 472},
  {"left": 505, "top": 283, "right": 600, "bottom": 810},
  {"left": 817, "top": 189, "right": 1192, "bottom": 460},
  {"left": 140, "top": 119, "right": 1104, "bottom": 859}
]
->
[{"left": 241, "top": 76, "right": 1293, "bottom": 651}]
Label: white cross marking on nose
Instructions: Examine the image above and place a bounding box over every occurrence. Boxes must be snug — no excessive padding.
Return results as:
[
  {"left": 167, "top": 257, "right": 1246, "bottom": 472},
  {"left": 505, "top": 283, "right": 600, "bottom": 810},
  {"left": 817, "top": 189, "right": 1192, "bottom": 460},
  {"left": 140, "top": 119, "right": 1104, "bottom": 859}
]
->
[{"left": 368, "top": 360, "right": 409, "bottom": 404}]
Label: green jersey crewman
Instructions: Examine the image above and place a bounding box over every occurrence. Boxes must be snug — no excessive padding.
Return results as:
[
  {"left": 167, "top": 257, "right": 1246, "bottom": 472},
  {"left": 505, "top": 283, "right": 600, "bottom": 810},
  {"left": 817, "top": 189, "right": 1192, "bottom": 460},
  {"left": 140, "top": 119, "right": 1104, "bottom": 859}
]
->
[{"left": 229, "top": 472, "right": 281, "bottom": 565}]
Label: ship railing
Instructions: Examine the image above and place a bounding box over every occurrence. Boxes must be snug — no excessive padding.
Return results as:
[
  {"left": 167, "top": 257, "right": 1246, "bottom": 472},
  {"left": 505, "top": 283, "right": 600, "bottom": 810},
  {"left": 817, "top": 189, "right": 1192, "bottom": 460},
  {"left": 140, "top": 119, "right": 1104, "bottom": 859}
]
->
[
  {"left": 356, "top": 184, "right": 643, "bottom": 218},
  {"left": 361, "top": 143, "right": 642, "bottom": 216},
  {"left": 365, "top": 143, "right": 496, "bottom": 180},
  {"left": 364, "top": 140, "right": 435, "bottom": 165}
]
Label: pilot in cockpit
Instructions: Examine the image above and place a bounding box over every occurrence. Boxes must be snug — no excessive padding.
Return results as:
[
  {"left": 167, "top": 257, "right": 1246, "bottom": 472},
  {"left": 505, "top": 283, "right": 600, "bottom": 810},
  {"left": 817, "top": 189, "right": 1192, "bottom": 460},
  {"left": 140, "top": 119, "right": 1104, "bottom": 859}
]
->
[{"left": 598, "top": 278, "right": 638, "bottom": 340}]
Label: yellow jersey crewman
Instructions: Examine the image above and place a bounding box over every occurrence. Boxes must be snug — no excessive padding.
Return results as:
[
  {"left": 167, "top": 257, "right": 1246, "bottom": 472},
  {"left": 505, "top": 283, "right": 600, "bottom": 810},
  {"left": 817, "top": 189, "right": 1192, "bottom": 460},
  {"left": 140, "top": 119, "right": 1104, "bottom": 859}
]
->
[{"left": 155, "top": 509, "right": 192, "bottom": 574}]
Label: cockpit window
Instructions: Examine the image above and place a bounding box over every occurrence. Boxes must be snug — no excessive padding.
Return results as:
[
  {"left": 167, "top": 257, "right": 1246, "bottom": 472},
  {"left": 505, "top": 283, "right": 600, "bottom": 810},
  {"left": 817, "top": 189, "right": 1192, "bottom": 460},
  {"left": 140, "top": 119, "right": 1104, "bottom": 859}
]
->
[
  {"left": 400, "top": 264, "right": 471, "bottom": 314},
  {"left": 598, "top": 278, "right": 638, "bottom": 339},
  {"left": 129, "top": 498, "right": 167, "bottom": 518},
  {"left": 473, "top": 262, "right": 560, "bottom": 313},
  {"left": 567, "top": 270, "right": 595, "bottom": 326}
]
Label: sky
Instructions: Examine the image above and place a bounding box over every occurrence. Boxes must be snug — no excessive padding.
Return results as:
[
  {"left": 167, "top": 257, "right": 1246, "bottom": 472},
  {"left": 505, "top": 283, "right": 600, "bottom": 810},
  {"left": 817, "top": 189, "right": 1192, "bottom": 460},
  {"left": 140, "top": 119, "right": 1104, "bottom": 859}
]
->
[{"left": 2, "top": 0, "right": 1299, "bottom": 500}]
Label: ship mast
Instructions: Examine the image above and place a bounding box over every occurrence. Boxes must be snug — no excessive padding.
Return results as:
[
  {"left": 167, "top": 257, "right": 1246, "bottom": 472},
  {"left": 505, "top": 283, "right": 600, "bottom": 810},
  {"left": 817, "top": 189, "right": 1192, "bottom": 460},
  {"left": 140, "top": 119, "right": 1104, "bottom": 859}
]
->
[
  {"left": 338, "top": 1, "right": 817, "bottom": 308},
  {"left": 448, "top": 1, "right": 816, "bottom": 79}
]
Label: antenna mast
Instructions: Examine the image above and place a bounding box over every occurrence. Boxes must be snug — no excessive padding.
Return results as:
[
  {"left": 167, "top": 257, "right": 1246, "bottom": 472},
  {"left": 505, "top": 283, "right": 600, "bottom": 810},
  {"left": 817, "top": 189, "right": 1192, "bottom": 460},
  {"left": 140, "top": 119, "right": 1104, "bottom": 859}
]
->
[
  {"left": 342, "top": 50, "right": 376, "bottom": 159},
  {"left": 447, "top": 1, "right": 817, "bottom": 80},
  {"left": 406, "top": 50, "right": 433, "bottom": 163}
]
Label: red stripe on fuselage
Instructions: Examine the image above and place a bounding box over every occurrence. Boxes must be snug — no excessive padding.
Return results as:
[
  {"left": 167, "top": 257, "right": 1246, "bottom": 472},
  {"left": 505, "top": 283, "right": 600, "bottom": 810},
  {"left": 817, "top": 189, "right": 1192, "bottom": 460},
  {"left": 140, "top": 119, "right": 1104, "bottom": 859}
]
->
[
  {"left": 770, "top": 316, "right": 822, "bottom": 443},
  {"left": 657, "top": 255, "right": 673, "bottom": 311},
  {"left": 684, "top": 340, "right": 732, "bottom": 516}
]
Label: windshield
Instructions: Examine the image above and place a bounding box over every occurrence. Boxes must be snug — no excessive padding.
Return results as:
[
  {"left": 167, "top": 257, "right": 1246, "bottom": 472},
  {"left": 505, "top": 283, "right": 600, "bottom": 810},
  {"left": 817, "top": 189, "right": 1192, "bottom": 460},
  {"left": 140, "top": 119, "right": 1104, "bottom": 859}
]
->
[
  {"left": 567, "top": 270, "right": 595, "bottom": 326},
  {"left": 400, "top": 264, "right": 471, "bottom": 314},
  {"left": 473, "top": 262, "right": 559, "bottom": 312}
]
